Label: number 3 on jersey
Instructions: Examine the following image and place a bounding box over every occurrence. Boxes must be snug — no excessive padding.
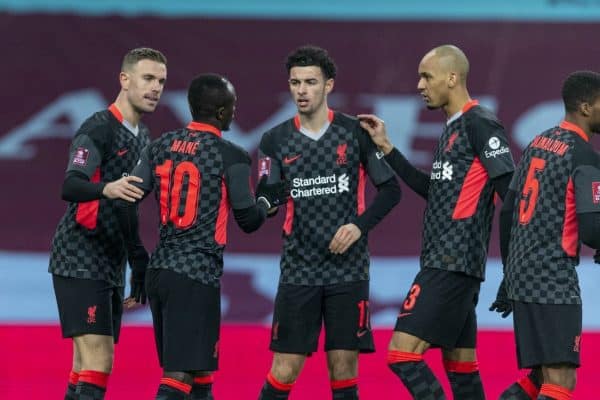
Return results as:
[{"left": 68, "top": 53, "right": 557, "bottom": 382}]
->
[
  {"left": 519, "top": 157, "right": 546, "bottom": 225},
  {"left": 155, "top": 160, "right": 201, "bottom": 229}
]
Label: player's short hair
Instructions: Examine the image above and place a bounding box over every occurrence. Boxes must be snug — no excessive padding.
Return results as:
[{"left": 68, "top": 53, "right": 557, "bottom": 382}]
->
[
  {"left": 121, "top": 47, "right": 167, "bottom": 71},
  {"left": 188, "top": 73, "right": 234, "bottom": 121},
  {"left": 562, "top": 71, "right": 600, "bottom": 113},
  {"left": 286, "top": 45, "right": 337, "bottom": 80}
]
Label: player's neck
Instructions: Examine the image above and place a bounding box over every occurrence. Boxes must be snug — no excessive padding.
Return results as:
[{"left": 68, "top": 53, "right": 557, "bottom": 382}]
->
[
  {"left": 443, "top": 89, "right": 471, "bottom": 119},
  {"left": 564, "top": 115, "right": 593, "bottom": 139},
  {"left": 113, "top": 94, "right": 141, "bottom": 127},
  {"left": 298, "top": 106, "right": 330, "bottom": 133}
]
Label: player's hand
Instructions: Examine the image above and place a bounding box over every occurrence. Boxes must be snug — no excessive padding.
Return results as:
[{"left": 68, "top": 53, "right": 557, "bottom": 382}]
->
[
  {"left": 357, "top": 114, "right": 394, "bottom": 155},
  {"left": 103, "top": 175, "right": 144, "bottom": 202},
  {"left": 329, "top": 223, "right": 362, "bottom": 254},
  {"left": 594, "top": 249, "right": 600, "bottom": 264},
  {"left": 256, "top": 175, "right": 289, "bottom": 210},
  {"left": 489, "top": 279, "right": 512, "bottom": 318},
  {"left": 126, "top": 244, "right": 149, "bottom": 306}
]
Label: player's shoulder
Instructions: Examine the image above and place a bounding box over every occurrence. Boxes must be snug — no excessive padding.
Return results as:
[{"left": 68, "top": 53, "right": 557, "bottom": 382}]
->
[
  {"left": 260, "top": 118, "right": 295, "bottom": 148},
  {"left": 466, "top": 104, "right": 502, "bottom": 127},
  {"left": 332, "top": 111, "right": 362, "bottom": 130},
  {"left": 219, "top": 137, "right": 252, "bottom": 165},
  {"left": 76, "top": 110, "right": 115, "bottom": 140}
]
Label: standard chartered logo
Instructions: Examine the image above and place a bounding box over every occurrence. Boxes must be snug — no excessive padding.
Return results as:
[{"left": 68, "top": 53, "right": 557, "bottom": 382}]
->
[
  {"left": 291, "top": 173, "right": 350, "bottom": 198},
  {"left": 337, "top": 173, "right": 349, "bottom": 192},
  {"left": 431, "top": 160, "right": 453, "bottom": 181}
]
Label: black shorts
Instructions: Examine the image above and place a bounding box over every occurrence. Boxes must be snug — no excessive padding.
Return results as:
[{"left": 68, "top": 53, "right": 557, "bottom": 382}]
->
[
  {"left": 269, "top": 280, "right": 374, "bottom": 354},
  {"left": 146, "top": 268, "right": 220, "bottom": 372},
  {"left": 513, "top": 301, "right": 582, "bottom": 369},
  {"left": 52, "top": 274, "right": 123, "bottom": 343},
  {"left": 394, "top": 268, "right": 480, "bottom": 349}
]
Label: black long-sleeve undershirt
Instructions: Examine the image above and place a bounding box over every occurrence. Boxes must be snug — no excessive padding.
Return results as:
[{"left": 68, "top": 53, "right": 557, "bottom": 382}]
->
[
  {"left": 353, "top": 177, "right": 401, "bottom": 233},
  {"left": 61, "top": 171, "right": 106, "bottom": 202}
]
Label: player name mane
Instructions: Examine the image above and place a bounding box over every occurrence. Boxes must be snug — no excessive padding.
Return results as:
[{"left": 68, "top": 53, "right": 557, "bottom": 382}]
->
[
  {"left": 170, "top": 140, "right": 199, "bottom": 155},
  {"left": 530, "top": 135, "right": 569, "bottom": 156}
]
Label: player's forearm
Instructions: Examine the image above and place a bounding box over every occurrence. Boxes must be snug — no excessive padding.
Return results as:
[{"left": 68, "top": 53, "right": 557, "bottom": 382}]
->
[
  {"left": 114, "top": 200, "right": 143, "bottom": 249},
  {"left": 354, "top": 178, "right": 401, "bottom": 233},
  {"left": 233, "top": 202, "right": 269, "bottom": 233},
  {"left": 61, "top": 171, "right": 106, "bottom": 202},
  {"left": 384, "top": 148, "right": 429, "bottom": 200},
  {"left": 490, "top": 172, "right": 513, "bottom": 201},
  {"left": 499, "top": 190, "right": 516, "bottom": 268}
]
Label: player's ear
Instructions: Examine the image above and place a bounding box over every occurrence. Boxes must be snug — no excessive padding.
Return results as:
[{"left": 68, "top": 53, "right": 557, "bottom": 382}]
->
[
  {"left": 216, "top": 106, "right": 225, "bottom": 121},
  {"left": 580, "top": 102, "right": 592, "bottom": 117},
  {"left": 119, "top": 71, "right": 130, "bottom": 90},
  {"left": 447, "top": 72, "right": 457, "bottom": 88},
  {"left": 325, "top": 78, "right": 334, "bottom": 94}
]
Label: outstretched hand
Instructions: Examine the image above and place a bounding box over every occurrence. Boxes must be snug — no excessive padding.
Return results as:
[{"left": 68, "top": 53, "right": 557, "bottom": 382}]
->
[
  {"left": 357, "top": 114, "right": 394, "bottom": 155},
  {"left": 103, "top": 175, "right": 144, "bottom": 202},
  {"left": 256, "top": 175, "right": 289, "bottom": 209}
]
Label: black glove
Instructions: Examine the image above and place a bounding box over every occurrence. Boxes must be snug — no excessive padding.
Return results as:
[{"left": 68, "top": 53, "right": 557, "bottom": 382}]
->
[
  {"left": 594, "top": 250, "right": 600, "bottom": 264},
  {"left": 128, "top": 244, "right": 149, "bottom": 304},
  {"left": 489, "top": 278, "right": 512, "bottom": 318},
  {"left": 256, "top": 175, "right": 289, "bottom": 209}
]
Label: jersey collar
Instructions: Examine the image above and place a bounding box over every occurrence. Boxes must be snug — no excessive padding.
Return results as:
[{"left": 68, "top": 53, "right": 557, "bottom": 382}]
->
[
  {"left": 108, "top": 103, "right": 124, "bottom": 123},
  {"left": 559, "top": 120, "right": 589, "bottom": 142},
  {"left": 446, "top": 100, "right": 479, "bottom": 126},
  {"left": 187, "top": 122, "right": 222, "bottom": 137},
  {"left": 294, "top": 109, "right": 334, "bottom": 131}
]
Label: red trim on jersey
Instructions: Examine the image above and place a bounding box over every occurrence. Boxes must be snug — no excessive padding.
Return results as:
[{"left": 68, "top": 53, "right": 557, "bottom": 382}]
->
[
  {"left": 562, "top": 177, "right": 578, "bottom": 257},
  {"left": 214, "top": 179, "right": 229, "bottom": 245},
  {"left": 76, "top": 168, "right": 101, "bottom": 229},
  {"left": 293, "top": 109, "right": 334, "bottom": 130},
  {"left": 517, "top": 375, "right": 539, "bottom": 399},
  {"left": 267, "top": 372, "right": 294, "bottom": 391},
  {"left": 160, "top": 377, "right": 192, "bottom": 394},
  {"left": 560, "top": 120, "right": 589, "bottom": 142},
  {"left": 387, "top": 350, "right": 423, "bottom": 364},
  {"left": 452, "top": 157, "right": 489, "bottom": 220},
  {"left": 78, "top": 370, "right": 109, "bottom": 389},
  {"left": 331, "top": 378, "right": 358, "bottom": 389},
  {"left": 187, "top": 121, "right": 222, "bottom": 137},
  {"left": 68, "top": 371, "right": 80, "bottom": 385},
  {"left": 357, "top": 164, "right": 367, "bottom": 215},
  {"left": 193, "top": 375, "right": 214, "bottom": 385},
  {"left": 108, "top": 103, "right": 124, "bottom": 123},
  {"left": 443, "top": 359, "right": 479, "bottom": 373},
  {"left": 539, "top": 383, "right": 572, "bottom": 400},
  {"left": 462, "top": 99, "right": 479, "bottom": 113},
  {"left": 283, "top": 197, "right": 295, "bottom": 235}
]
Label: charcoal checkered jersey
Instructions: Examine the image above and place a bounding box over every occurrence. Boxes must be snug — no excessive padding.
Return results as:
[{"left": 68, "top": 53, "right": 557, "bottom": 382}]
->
[
  {"left": 260, "top": 112, "right": 394, "bottom": 286},
  {"left": 49, "top": 109, "right": 150, "bottom": 286},
  {"left": 506, "top": 125, "right": 598, "bottom": 304},
  {"left": 421, "top": 104, "right": 514, "bottom": 280},
  {"left": 143, "top": 127, "right": 251, "bottom": 287}
]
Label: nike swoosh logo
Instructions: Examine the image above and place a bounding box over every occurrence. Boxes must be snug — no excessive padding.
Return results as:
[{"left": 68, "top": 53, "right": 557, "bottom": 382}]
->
[
  {"left": 283, "top": 154, "right": 301, "bottom": 164},
  {"left": 399, "top": 312, "right": 412, "bottom": 318},
  {"left": 117, "top": 149, "right": 128, "bottom": 156},
  {"left": 356, "top": 330, "right": 370, "bottom": 338}
]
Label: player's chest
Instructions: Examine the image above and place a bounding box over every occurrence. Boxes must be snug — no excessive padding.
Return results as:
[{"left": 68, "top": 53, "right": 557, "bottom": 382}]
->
[{"left": 277, "top": 131, "right": 359, "bottom": 177}]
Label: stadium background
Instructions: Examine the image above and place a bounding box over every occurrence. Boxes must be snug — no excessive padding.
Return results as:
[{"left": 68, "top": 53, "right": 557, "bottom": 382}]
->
[{"left": 1, "top": 0, "right": 599, "bottom": 398}]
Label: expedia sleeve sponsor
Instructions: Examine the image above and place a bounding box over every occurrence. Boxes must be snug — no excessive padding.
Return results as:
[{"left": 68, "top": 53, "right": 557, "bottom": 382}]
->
[{"left": 467, "top": 113, "right": 515, "bottom": 179}]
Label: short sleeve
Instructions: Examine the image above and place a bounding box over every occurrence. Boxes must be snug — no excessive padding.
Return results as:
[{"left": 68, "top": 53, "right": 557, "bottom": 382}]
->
[
  {"left": 467, "top": 116, "right": 515, "bottom": 179},
  {"left": 573, "top": 165, "right": 600, "bottom": 213}
]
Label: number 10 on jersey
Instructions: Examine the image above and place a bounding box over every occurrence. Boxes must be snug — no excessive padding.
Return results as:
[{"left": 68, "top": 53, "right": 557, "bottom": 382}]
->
[{"left": 155, "top": 160, "right": 201, "bottom": 229}]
